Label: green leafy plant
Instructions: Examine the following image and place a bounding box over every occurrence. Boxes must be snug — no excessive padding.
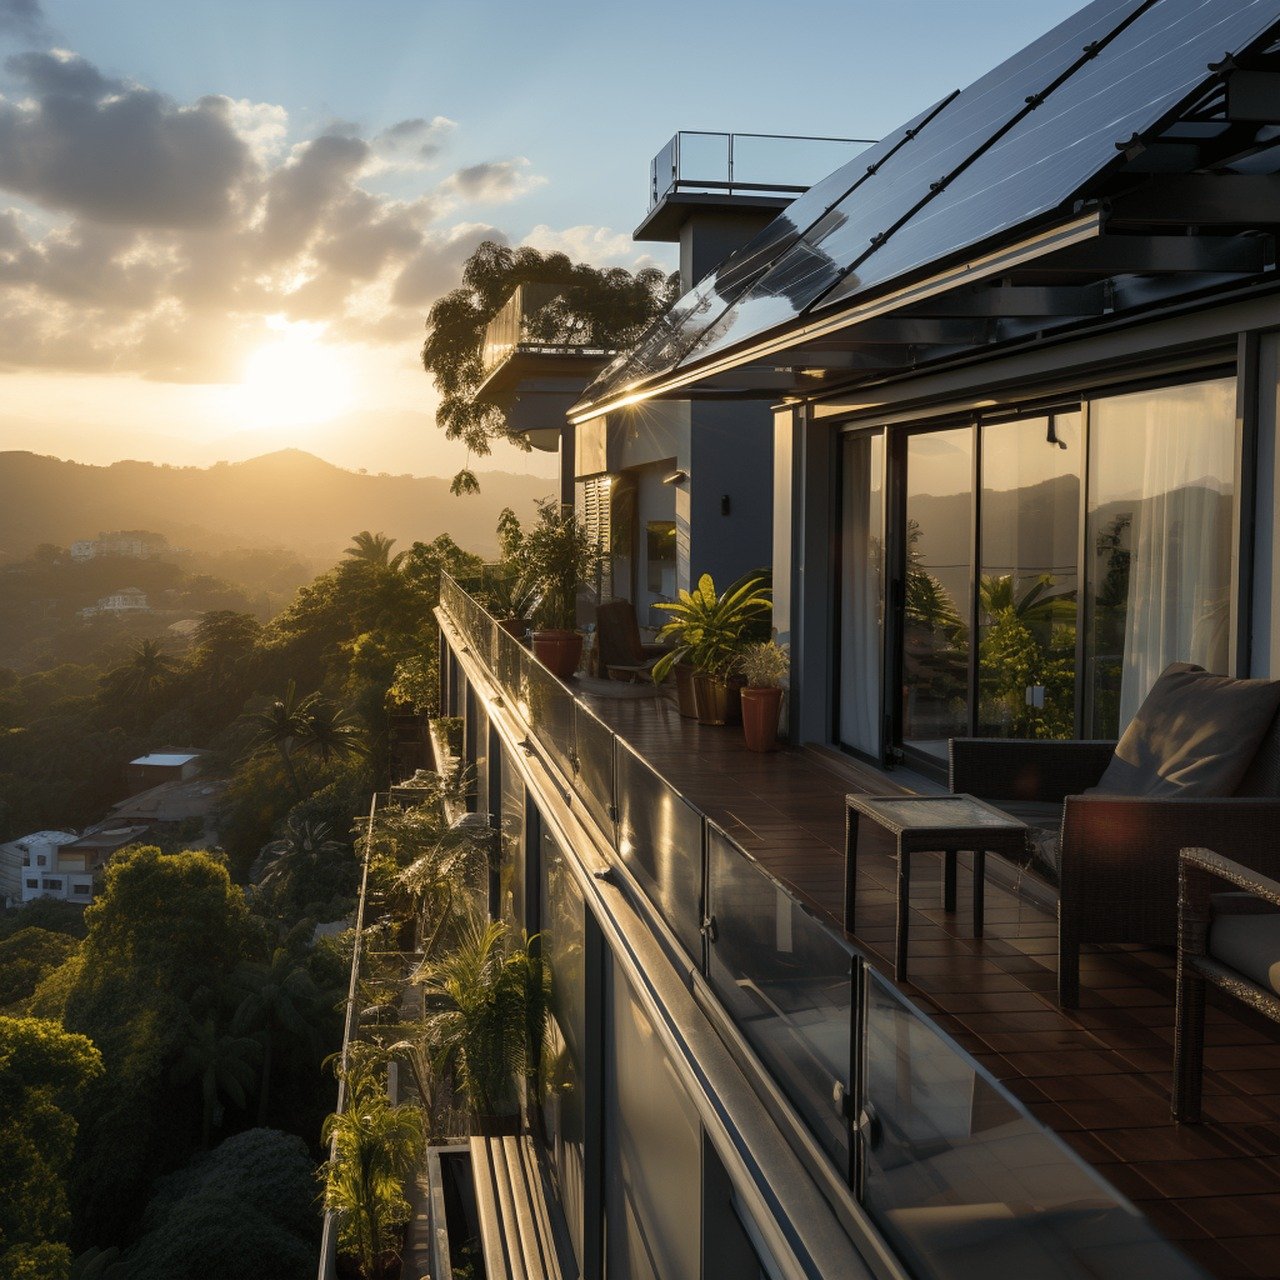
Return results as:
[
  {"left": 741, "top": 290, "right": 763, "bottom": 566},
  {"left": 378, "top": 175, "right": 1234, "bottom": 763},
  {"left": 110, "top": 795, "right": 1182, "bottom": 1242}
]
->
[
  {"left": 738, "top": 640, "right": 789, "bottom": 689},
  {"left": 416, "top": 919, "right": 547, "bottom": 1125},
  {"left": 512, "top": 500, "right": 603, "bottom": 631},
  {"left": 651, "top": 573, "right": 771, "bottom": 683}
]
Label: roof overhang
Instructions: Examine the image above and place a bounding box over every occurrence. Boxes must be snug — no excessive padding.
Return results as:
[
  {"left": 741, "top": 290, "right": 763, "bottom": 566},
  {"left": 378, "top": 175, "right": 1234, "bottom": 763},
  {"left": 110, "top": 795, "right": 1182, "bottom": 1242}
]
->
[
  {"left": 474, "top": 348, "right": 614, "bottom": 400},
  {"left": 634, "top": 192, "right": 793, "bottom": 243},
  {"left": 571, "top": 197, "right": 1278, "bottom": 423}
]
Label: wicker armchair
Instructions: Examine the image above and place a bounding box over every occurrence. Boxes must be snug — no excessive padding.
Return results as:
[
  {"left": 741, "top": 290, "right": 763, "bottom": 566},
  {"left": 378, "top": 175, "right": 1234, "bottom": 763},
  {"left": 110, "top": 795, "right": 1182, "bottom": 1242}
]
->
[
  {"left": 950, "top": 738, "right": 1280, "bottom": 1007},
  {"left": 594, "top": 599, "right": 668, "bottom": 681},
  {"left": 1174, "top": 847, "right": 1280, "bottom": 1122}
]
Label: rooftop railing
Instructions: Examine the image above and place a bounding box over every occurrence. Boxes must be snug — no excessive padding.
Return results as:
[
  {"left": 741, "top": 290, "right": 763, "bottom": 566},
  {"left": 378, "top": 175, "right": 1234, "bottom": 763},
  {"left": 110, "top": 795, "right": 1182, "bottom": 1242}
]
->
[
  {"left": 649, "top": 131, "right": 874, "bottom": 210},
  {"left": 438, "top": 572, "right": 1205, "bottom": 1280}
]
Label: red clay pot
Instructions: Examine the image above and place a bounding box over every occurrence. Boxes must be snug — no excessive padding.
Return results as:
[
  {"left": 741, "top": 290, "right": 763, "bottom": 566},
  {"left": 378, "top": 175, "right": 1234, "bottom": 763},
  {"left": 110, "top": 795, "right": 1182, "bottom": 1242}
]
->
[
  {"left": 532, "top": 629, "right": 583, "bottom": 680},
  {"left": 498, "top": 616, "right": 527, "bottom": 638},
  {"left": 740, "top": 686, "right": 783, "bottom": 752}
]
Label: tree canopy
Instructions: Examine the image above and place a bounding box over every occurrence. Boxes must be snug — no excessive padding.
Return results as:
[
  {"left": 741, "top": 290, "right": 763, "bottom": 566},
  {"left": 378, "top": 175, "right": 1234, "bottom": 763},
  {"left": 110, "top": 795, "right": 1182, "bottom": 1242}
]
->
[{"left": 420, "top": 241, "right": 678, "bottom": 493}]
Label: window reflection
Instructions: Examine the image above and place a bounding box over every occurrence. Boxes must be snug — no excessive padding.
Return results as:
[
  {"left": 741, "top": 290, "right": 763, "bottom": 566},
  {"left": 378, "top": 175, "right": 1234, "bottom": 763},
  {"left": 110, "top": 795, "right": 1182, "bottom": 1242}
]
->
[
  {"left": 904, "top": 429, "right": 972, "bottom": 757},
  {"left": 978, "top": 414, "right": 1080, "bottom": 739}
]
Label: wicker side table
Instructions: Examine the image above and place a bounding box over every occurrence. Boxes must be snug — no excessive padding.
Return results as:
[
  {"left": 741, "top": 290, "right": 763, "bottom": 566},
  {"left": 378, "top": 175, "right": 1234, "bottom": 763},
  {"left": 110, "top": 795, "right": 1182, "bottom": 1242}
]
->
[{"left": 844, "top": 793, "right": 1030, "bottom": 982}]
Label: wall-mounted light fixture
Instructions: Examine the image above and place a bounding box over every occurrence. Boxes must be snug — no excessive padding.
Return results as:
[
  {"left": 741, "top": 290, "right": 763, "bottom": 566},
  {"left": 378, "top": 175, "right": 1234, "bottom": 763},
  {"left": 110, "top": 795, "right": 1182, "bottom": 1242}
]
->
[
  {"left": 662, "top": 468, "right": 689, "bottom": 486},
  {"left": 720, "top": 494, "right": 731, "bottom": 516}
]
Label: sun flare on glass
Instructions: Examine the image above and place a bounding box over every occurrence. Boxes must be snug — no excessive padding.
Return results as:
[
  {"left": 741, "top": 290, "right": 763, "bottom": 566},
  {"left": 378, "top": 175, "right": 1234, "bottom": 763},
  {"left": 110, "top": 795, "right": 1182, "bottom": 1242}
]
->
[{"left": 234, "top": 325, "right": 357, "bottom": 428}]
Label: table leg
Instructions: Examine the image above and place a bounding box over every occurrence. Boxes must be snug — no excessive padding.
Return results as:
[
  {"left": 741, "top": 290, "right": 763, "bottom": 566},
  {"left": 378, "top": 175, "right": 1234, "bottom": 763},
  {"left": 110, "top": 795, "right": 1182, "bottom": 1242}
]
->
[
  {"left": 844, "top": 807, "right": 859, "bottom": 933},
  {"left": 943, "top": 849, "right": 957, "bottom": 913},
  {"left": 973, "top": 848, "right": 986, "bottom": 938},
  {"left": 896, "top": 847, "right": 911, "bottom": 982}
]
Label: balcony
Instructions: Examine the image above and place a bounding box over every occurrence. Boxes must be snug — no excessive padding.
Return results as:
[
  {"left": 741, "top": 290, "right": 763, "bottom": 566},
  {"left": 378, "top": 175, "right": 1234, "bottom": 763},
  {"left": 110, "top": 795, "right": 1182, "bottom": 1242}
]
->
[
  {"left": 433, "top": 574, "right": 1280, "bottom": 1280},
  {"left": 477, "top": 282, "right": 618, "bottom": 411}
]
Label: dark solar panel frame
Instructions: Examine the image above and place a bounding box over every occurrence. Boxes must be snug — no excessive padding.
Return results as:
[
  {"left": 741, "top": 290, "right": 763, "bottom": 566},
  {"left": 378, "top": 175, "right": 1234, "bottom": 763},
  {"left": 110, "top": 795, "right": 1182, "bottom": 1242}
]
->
[{"left": 674, "top": 0, "right": 1153, "bottom": 371}]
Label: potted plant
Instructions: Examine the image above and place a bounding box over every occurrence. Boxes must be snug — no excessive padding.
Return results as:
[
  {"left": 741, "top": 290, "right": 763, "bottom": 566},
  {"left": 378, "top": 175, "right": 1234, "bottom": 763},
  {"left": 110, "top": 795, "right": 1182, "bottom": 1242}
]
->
[
  {"left": 652, "top": 574, "right": 771, "bottom": 726},
  {"left": 518, "top": 500, "right": 601, "bottom": 679},
  {"left": 417, "top": 919, "right": 547, "bottom": 1135},
  {"left": 483, "top": 568, "right": 538, "bottom": 638},
  {"left": 738, "top": 641, "right": 789, "bottom": 752}
]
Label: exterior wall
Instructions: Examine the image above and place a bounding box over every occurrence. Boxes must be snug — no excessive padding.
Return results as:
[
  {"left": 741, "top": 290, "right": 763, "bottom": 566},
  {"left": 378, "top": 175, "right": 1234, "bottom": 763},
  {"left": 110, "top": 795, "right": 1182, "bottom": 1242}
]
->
[{"left": 1253, "top": 331, "right": 1280, "bottom": 677}]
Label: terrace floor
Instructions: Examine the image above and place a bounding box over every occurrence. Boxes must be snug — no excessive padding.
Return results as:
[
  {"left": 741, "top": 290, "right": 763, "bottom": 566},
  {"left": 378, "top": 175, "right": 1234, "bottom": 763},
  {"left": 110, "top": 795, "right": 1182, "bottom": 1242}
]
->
[{"left": 577, "top": 683, "right": 1280, "bottom": 1280}]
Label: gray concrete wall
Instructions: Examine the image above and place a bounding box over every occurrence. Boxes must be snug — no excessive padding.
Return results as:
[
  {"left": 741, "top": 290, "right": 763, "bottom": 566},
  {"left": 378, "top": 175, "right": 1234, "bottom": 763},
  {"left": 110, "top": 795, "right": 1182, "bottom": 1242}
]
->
[
  {"left": 1252, "top": 331, "right": 1280, "bottom": 677},
  {"left": 687, "top": 400, "right": 774, "bottom": 591}
]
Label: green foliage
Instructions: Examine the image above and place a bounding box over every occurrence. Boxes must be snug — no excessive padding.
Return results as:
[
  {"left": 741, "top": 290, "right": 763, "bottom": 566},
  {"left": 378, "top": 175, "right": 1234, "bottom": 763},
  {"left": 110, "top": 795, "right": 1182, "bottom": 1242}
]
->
[
  {"left": 0, "top": 1016, "right": 104, "bottom": 1279},
  {"left": 652, "top": 573, "right": 772, "bottom": 682},
  {"left": 122, "top": 1129, "right": 320, "bottom": 1280},
  {"left": 502, "top": 499, "right": 603, "bottom": 631},
  {"left": 0, "top": 929, "right": 80, "bottom": 1009},
  {"left": 417, "top": 919, "right": 547, "bottom": 1121},
  {"left": 420, "top": 241, "right": 678, "bottom": 492},
  {"left": 737, "top": 640, "right": 789, "bottom": 689},
  {"left": 0, "top": 899, "right": 89, "bottom": 942},
  {"left": 321, "top": 1071, "right": 425, "bottom": 1279}
]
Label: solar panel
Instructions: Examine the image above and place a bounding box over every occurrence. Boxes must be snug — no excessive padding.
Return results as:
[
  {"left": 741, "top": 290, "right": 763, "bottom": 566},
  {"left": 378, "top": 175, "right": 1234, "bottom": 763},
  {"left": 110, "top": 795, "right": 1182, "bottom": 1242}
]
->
[
  {"left": 675, "top": 0, "right": 1148, "bottom": 370},
  {"left": 817, "top": 0, "right": 1280, "bottom": 312},
  {"left": 576, "top": 102, "right": 946, "bottom": 408}
]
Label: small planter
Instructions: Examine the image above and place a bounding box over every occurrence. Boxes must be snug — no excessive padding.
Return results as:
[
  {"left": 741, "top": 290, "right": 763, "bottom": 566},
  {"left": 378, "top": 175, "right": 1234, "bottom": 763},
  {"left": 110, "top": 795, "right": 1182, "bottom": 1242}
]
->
[
  {"left": 497, "top": 616, "right": 527, "bottom": 638},
  {"left": 693, "top": 672, "right": 741, "bottom": 726},
  {"left": 674, "top": 663, "right": 698, "bottom": 718},
  {"left": 532, "top": 629, "right": 583, "bottom": 680},
  {"left": 741, "top": 686, "right": 784, "bottom": 752}
]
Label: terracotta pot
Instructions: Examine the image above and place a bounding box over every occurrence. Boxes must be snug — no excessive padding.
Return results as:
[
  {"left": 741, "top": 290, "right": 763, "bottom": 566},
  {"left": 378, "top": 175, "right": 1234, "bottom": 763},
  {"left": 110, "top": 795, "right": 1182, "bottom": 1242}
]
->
[
  {"left": 498, "top": 616, "right": 527, "bottom": 638},
  {"left": 674, "top": 663, "right": 699, "bottom": 718},
  {"left": 741, "top": 686, "right": 784, "bottom": 752},
  {"left": 693, "top": 671, "right": 740, "bottom": 726},
  {"left": 532, "top": 629, "right": 583, "bottom": 680}
]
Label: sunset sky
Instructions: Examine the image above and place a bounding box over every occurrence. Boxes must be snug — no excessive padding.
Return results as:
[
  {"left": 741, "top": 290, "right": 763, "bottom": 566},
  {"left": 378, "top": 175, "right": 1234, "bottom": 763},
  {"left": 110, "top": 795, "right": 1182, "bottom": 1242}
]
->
[{"left": 0, "top": 0, "right": 1083, "bottom": 478}]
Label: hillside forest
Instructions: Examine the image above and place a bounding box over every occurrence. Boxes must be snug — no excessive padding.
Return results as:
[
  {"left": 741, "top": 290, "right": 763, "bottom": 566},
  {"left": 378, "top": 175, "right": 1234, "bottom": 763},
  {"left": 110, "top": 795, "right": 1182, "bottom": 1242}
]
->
[{"left": 0, "top": 525, "right": 483, "bottom": 1280}]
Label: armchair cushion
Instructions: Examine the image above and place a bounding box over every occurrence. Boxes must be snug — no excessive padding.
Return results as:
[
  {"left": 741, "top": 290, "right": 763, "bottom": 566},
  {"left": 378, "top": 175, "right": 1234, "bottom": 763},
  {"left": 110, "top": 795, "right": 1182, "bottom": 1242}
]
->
[
  {"left": 1091, "top": 663, "right": 1280, "bottom": 798},
  {"left": 1209, "top": 909, "right": 1280, "bottom": 996}
]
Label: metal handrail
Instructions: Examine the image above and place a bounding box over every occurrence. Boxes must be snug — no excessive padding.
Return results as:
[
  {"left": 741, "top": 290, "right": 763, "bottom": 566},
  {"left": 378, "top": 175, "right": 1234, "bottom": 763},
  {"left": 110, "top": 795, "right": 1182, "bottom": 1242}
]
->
[
  {"left": 649, "top": 130, "right": 876, "bottom": 210},
  {"left": 317, "top": 793, "right": 379, "bottom": 1280}
]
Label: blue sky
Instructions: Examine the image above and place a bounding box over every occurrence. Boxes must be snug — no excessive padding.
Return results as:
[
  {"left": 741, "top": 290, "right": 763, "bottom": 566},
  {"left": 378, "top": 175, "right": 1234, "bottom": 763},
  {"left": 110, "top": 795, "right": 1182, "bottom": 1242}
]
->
[{"left": 0, "top": 0, "right": 1086, "bottom": 475}]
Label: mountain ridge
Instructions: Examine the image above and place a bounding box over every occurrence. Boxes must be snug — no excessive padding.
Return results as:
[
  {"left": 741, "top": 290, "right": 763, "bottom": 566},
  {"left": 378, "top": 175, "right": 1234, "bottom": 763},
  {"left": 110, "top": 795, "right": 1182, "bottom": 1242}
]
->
[{"left": 0, "top": 449, "right": 555, "bottom": 561}]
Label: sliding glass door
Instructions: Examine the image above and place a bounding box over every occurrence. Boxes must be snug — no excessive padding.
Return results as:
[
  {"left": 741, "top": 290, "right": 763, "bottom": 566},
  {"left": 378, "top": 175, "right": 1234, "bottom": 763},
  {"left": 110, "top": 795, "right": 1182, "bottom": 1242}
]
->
[
  {"left": 902, "top": 428, "right": 973, "bottom": 759},
  {"left": 834, "top": 373, "right": 1238, "bottom": 767}
]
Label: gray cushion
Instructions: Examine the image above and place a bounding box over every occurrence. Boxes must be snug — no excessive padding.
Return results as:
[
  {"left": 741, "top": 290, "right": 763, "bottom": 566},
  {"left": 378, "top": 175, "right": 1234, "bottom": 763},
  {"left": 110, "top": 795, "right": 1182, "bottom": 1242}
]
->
[
  {"left": 994, "top": 800, "right": 1062, "bottom": 884},
  {"left": 1091, "top": 663, "right": 1280, "bottom": 798},
  {"left": 1235, "top": 707, "right": 1280, "bottom": 797},
  {"left": 1209, "top": 908, "right": 1280, "bottom": 996}
]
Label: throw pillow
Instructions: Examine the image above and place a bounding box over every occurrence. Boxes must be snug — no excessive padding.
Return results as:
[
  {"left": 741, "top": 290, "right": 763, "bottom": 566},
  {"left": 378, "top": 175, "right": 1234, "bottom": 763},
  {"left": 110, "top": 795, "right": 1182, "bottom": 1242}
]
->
[{"left": 1091, "top": 662, "right": 1280, "bottom": 797}]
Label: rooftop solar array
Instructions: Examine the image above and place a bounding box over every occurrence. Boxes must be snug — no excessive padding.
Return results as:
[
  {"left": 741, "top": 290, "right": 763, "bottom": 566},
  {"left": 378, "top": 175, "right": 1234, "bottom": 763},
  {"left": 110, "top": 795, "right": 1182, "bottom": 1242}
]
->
[{"left": 576, "top": 0, "right": 1280, "bottom": 414}]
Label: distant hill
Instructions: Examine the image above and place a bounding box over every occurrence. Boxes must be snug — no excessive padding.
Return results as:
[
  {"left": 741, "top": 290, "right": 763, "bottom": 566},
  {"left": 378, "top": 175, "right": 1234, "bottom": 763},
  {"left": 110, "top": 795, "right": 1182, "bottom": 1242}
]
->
[{"left": 0, "top": 450, "right": 556, "bottom": 561}]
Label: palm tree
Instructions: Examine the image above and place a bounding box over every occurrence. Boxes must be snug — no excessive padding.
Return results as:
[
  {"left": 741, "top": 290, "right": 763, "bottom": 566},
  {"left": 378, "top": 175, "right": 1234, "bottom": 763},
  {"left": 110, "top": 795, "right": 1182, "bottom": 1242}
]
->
[
  {"left": 297, "top": 696, "right": 369, "bottom": 766},
  {"left": 322, "top": 1086, "right": 424, "bottom": 1278},
  {"left": 345, "top": 531, "right": 405, "bottom": 571},
  {"left": 251, "top": 819, "right": 345, "bottom": 899},
  {"left": 106, "top": 637, "right": 178, "bottom": 700},
  {"left": 171, "top": 1015, "right": 259, "bottom": 1147},
  {"left": 232, "top": 947, "right": 322, "bottom": 1124},
  {"left": 394, "top": 819, "right": 493, "bottom": 960},
  {"left": 242, "top": 680, "right": 312, "bottom": 797}
]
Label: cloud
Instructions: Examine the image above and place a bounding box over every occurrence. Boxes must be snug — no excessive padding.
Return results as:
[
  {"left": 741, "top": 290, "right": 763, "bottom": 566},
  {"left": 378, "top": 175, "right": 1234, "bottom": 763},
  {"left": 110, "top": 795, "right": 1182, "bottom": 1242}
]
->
[
  {"left": 0, "top": 52, "right": 251, "bottom": 228},
  {"left": 521, "top": 223, "right": 652, "bottom": 268},
  {"left": 439, "top": 158, "right": 545, "bottom": 204},
  {"left": 392, "top": 222, "right": 505, "bottom": 308},
  {"left": 0, "top": 49, "right": 549, "bottom": 381},
  {"left": 0, "top": 0, "right": 46, "bottom": 42},
  {"left": 373, "top": 116, "right": 456, "bottom": 168}
]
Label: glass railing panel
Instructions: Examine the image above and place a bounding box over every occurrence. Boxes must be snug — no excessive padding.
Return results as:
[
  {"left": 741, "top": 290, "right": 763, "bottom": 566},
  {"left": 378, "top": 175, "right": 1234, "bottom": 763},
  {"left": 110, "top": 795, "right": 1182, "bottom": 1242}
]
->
[
  {"left": 859, "top": 969, "right": 1204, "bottom": 1280},
  {"left": 524, "top": 659, "right": 576, "bottom": 784},
  {"left": 495, "top": 627, "right": 524, "bottom": 708},
  {"left": 705, "top": 823, "right": 854, "bottom": 1174},
  {"left": 614, "top": 738, "right": 703, "bottom": 959},
  {"left": 573, "top": 704, "right": 616, "bottom": 843}
]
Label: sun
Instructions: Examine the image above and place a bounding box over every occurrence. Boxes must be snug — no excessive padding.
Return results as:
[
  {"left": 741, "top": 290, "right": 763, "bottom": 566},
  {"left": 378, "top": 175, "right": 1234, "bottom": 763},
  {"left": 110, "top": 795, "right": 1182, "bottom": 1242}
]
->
[{"left": 234, "top": 323, "right": 358, "bottom": 429}]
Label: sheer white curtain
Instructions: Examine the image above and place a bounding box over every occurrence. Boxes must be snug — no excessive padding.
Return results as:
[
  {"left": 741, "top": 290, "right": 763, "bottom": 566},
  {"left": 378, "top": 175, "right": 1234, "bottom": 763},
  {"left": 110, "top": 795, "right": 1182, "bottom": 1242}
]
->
[
  {"left": 1117, "top": 381, "right": 1235, "bottom": 726},
  {"left": 839, "top": 434, "right": 884, "bottom": 754}
]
